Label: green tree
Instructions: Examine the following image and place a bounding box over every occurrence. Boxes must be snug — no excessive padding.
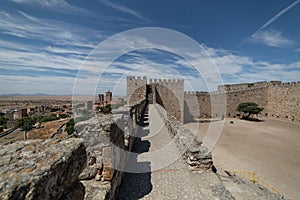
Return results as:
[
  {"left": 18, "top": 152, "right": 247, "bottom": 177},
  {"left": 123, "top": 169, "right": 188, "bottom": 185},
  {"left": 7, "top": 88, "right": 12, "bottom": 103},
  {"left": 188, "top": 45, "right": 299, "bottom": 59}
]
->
[
  {"left": 0, "top": 116, "right": 8, "bottom": 126},
  {"left": 17, "top": 117, "right": 34, "bottom": 131},
  {"left": 65, "top": 118, "right": 75, "bottom": 135},
  {"left": 237, "top": 102, "right": 264, "bottom": 120},
  {"left": 39, "top": 114, "right": 57, "bottom": 123},
  {"left": 23, "top": 119, "right": 33, "bottom": 132},
  {"left": 59, "top": 113, "right": 69, "bottom": 119},
  {"left": 100, "top": 104, "right": 112, "bottom": 114}
]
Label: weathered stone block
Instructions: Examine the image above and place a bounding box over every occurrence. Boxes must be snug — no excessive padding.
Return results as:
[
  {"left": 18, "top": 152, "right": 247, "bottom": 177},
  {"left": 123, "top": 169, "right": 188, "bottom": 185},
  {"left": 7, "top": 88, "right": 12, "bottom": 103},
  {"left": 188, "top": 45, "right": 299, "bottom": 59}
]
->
[{"left": 0, "top": 138, "right": 87, "bottom": 200}]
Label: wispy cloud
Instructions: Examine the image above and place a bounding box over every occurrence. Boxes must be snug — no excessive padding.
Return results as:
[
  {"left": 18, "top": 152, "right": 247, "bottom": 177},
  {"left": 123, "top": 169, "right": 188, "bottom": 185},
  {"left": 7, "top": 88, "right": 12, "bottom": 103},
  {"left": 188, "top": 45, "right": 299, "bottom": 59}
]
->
[
  {"left": 249, "top": 29, "right": 296, "bottom": 47},
  {"left": 99, "top": 0, "right": 150, "bottom": 23},
  {"left": 10, "top": 0, "right": 87, "bottom": 13},
  {"left": 84, "top": 37, "right": 300, "bottom": 93},
  {"left": 1, "top": 8, "right": 299, "bottom": 95},
  {"left": 1, "top": 36, "right": 300, "bottom": 95},
  {"left": 253, "top": 0, "right": 300, "bottom": 35},
  {"left": 242, "top": 0, "right": 300, "bottom": 47},
  {"left": 0, "top": 10, "right": 99, "bottom": 48}
]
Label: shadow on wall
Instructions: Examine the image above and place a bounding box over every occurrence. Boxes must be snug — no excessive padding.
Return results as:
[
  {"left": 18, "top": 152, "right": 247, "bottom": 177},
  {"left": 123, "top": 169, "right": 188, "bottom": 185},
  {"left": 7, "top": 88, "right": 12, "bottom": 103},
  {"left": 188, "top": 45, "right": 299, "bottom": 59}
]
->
[
  {"left": 116, "top": 109, "right": 152, "bottom": 199},
  {"left": 183, "top": 100, "right": 196, "bottom": 123},
  {"left": 154, "top": 86, "right": 182, "bottom": 122},
  {"left": 154, "top": 87, "right": 164, "bottom": 108}
]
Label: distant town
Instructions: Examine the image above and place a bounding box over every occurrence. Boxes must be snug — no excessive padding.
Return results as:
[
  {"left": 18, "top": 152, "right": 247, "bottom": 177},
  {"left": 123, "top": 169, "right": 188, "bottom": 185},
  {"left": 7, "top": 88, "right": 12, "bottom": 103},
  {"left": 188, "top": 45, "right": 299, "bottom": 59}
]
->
[{"left": 0, "top": 91, "right": 126, "bottom": 144}]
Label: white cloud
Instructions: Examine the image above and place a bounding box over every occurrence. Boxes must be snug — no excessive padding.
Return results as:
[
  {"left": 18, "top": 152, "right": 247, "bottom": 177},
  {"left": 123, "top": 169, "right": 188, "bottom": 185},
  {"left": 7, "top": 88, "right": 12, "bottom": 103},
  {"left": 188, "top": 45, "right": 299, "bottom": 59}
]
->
[
  {"left": 1, "top": 21, "right": 299, "bottom": 95},
  {"left": 249, "top": 29, "right": 296, "bottom": 47},
  {"left": 98, "top": 0, "right": 150, "bottom": 22},
  {"left": 11, "top": 0, "right": 87, "bottom": 13},
  {"left": 0, "top": 11, "right": 99, "bottom": 48}
]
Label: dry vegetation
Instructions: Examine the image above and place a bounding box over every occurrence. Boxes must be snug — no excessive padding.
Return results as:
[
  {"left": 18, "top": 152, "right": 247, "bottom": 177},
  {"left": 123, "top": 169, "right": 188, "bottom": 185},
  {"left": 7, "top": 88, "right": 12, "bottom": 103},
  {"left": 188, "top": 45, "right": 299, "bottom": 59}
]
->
[{"left": 27, "top": 118, "right": 69, "bottom": 140}]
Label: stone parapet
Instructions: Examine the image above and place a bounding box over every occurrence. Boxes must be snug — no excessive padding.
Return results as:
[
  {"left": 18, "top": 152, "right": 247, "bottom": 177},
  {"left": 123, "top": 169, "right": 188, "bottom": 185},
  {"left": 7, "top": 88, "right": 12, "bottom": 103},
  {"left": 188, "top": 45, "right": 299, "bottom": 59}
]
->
[
  {"left": 0, "top": 138, "right": 87, "bottom": 200},
  {"left": 155, "top": 104, "right": 213, "bottom": 172},
  {"left": 75, "top": 98, "right": 147, "bottom": 199}
]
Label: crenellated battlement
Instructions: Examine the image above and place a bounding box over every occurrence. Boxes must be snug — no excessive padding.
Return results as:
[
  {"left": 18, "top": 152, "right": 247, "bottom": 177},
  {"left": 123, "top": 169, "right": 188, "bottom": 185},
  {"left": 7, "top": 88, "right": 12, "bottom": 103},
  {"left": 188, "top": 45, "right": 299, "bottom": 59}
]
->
[
  {"left": 149, "top": 78, "right": 184, "bottom": 84},
  {"left": 184, "top": 91, "right": 209, "bottom": 95},
  {"left": 268, "top": 81, "right": 300, "bottom": 87},
  {"left": 127, "top": 76, "right": 300, "bottom": 123},
  {"left": 218, "top": 81, "right": 269, "bottom": 92},
  {"left": 127, "top": 76, "right": 147, "bottom": 81},
  {"left": 185, "top": 81, "right": 300, "bottom": 94}
]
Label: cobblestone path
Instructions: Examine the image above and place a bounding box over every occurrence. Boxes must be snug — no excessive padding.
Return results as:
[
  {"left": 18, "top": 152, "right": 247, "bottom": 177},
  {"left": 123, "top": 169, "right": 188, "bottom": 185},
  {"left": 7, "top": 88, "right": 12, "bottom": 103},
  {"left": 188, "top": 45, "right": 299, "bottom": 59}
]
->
[{"left": 116, "top": 105, "right": 222, "bottom": 199}]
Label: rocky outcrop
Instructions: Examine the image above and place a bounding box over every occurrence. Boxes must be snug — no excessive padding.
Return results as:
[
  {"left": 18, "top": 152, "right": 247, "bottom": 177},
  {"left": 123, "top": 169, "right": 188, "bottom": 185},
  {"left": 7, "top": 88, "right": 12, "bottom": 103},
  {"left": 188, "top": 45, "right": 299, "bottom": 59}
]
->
[{"left": 0, "top": 138, "right": 87, "bottom": 200}]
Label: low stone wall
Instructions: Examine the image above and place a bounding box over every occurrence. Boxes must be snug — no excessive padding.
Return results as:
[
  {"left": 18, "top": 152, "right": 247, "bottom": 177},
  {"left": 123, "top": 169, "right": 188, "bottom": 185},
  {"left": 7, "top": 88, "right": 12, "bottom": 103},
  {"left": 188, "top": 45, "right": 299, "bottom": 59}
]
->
[
  {"left": 75, "top": 99, "right": 146, "bottom": 199},
  {"left": 0, "top": 138, "right": 87, "bottom": 200},
  {"left": 155, "top": 104, "right": 213, "bottom": 172}
]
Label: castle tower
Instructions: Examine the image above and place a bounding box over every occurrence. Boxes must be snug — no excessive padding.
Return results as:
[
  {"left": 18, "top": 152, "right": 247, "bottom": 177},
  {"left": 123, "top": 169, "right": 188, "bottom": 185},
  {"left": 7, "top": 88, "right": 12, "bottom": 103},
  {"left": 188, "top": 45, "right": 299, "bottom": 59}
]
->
[
  {"left": 126, "top": 76, "right": 147, "bottom": 105},
  {"left": 106, "top": 90, "right": 112, "bottom": 103},
  {"left": 98, "top": 93, "right": 104, "bottom": 104}
]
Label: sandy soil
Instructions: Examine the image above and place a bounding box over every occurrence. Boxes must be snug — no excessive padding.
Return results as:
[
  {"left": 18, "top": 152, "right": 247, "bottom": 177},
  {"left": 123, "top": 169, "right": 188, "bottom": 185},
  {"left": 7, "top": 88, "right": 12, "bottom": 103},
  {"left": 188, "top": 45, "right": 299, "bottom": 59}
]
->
[{"left": 184, "top": 118, "right": 300, "bottom": 200}]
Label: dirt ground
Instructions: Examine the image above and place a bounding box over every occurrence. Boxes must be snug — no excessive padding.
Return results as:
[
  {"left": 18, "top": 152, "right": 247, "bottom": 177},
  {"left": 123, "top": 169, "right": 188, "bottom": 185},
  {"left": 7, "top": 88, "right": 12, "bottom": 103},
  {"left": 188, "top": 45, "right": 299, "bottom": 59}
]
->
[
  {"left": 184, "top": 118, "right": 300, "bottom": 200},
  {"left": 27, "top": 118, "right": 69, "bottom": 140},
  {"left": 0, "top": 128, "right": 25, "bottom": 145},
  {"left": 0, "top": 118, "right": 69, "bottom": 144}
]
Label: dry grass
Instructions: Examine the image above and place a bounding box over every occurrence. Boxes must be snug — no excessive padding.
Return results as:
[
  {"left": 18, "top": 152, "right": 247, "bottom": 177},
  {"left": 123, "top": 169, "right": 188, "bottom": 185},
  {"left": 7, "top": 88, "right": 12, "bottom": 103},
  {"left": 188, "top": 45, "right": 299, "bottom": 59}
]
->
[{"left": 27, "top": 118, "right": 69, "bottom": 140}]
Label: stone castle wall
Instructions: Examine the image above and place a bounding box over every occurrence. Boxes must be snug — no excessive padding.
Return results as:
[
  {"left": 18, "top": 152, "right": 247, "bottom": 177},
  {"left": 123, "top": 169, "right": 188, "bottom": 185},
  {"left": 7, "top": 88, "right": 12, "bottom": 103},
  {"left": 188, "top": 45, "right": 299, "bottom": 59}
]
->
[
  {"left": 221, "top": 86, "right": 268, "bottom": 118},
  {"left": 267, "top": 81, "right": 300, "bottom": 122},
  {"left": 184, "top": 92, "right": 210, "bottom": 120},
  {"left": 126, "top": 76, "right": 300, "bottom": 123},
  {"left": 184, "top": 81, "right": 300, "bottom": 123},
  {"left": 75, "top": 99, "right": 146, "bottom": 199},
  {"left": 150, "top": 79, "right": 184, "bottom": 122},
  {"left": 126, "top": 76, "right": 147, "bottom": 105},
  {"left": 218, "top": 81, "right": 269, "bottom": 92}
]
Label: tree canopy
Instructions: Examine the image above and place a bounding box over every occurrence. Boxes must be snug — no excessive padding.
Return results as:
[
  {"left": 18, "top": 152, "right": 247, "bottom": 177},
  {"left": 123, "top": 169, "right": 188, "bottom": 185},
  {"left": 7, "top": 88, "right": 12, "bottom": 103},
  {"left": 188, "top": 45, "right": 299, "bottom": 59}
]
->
[
  {"left": 237, "top": 102, "right": 263, "bottom": 119},
  {"left": 65, "top": 118, "right": 75, "bottom": 135}
]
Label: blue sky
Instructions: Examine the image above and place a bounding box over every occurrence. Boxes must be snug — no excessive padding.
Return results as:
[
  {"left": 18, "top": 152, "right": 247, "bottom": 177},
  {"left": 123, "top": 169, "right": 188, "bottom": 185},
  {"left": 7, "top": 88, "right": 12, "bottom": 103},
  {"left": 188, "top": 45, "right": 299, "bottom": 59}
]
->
[{"left": 0, "top": 0, "right": 300, "bottom": 95}]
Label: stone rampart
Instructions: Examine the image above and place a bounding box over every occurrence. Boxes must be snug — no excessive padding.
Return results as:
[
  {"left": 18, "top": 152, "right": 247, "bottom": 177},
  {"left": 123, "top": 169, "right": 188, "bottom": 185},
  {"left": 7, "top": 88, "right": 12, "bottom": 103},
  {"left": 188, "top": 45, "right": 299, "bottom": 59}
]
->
[
  {"left": 75, "top": 99, "right": 146, "bottom": 199},
  {"left": 218, "top": 81, "right": 269, "bottom": 92},
  {"left": 184, "top": 81, "right": 300, "bottom": 123},
  {"left": 150, "top": 79, "right": 184, "bottom": 122},
  {"left": 155, "top": 104, "right": 213, "bottom": 172},
  {"left": 267, "top": 81, "right": 300, "bottom": 122}
]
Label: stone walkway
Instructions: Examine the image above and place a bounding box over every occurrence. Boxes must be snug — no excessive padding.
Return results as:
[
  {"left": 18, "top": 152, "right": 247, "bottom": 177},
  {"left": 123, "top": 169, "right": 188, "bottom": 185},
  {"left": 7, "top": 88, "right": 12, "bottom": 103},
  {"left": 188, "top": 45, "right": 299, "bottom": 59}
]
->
[{"left": 116, "top": 105, "right": 227, "bottom": 199}]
